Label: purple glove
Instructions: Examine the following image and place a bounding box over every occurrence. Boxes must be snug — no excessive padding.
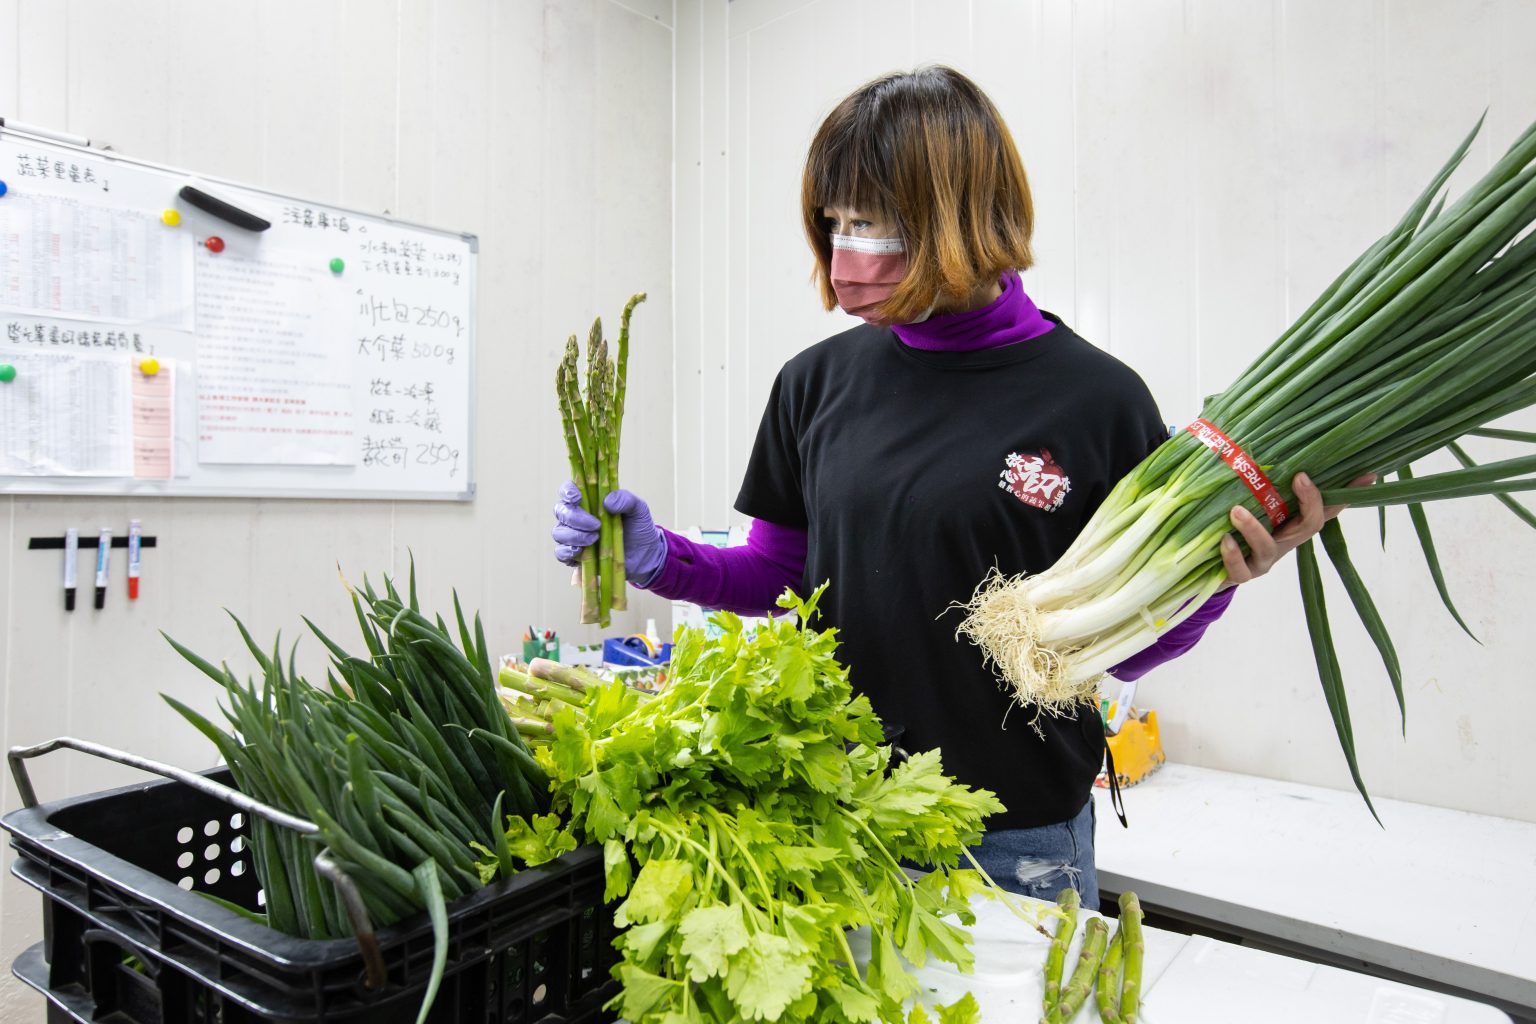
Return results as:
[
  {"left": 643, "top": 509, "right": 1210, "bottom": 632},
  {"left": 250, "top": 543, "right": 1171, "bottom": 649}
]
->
[
  {"left": 604, "top": 489, "right": 669, "bottom": 585},
  {"left": 550, "top": 482, "right": 669, "bottom": 586},
  {"left": 551, "top": 481, "right": 601, "bottom": 566}
]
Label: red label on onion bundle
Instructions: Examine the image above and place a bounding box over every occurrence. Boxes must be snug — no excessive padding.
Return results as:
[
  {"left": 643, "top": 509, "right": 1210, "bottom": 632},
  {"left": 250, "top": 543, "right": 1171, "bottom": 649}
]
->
[{"left": 1185, "top": 419, "right": 1291, "bottom": 528}]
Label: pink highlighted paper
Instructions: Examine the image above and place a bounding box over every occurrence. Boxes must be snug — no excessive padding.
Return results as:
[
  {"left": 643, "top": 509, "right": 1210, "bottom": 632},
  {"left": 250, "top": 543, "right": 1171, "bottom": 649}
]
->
[{"left": 132, "top": 362, "right": 174, "bottom": 479}]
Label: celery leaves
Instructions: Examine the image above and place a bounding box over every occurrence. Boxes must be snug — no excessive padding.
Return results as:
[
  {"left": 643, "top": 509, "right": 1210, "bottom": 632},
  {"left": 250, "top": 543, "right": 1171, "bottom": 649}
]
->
[{"left": 486, "top": 585, "right": 1019, "bottom": 1022}]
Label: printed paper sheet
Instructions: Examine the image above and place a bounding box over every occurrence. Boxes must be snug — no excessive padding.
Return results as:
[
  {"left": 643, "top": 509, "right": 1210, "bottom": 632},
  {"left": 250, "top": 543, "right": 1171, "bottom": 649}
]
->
[
  {"left": 0, "top": 192, "right": 194, "bottom": 329},
  {"left": 194, "top": 247, "right": 356, "bottom": 465},
  {"left": 0, "top": 351, "right": 133, "bottom": 476}
]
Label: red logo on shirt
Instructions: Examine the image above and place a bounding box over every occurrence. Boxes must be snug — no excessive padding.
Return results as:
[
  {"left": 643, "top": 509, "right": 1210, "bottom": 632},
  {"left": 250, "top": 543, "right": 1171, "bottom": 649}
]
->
[{"left": 999, "top": 449, "right": 1071, "bottom": 511}]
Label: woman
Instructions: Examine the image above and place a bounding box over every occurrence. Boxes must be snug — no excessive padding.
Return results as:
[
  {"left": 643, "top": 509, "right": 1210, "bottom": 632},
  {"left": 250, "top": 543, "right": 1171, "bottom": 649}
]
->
[{"left": 552, "top": 66, "right": 1349, "bottom": 907}]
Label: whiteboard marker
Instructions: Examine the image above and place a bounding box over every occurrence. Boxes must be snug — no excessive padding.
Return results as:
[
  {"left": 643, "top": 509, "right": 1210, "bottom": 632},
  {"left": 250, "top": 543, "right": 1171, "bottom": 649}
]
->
[
  {"left": 0, "top": 117, "right": 91, "bottom": 148},
  {"left": 94, "top": 528, "right": 111, "bottom": 610},
  {"left": 63, "top": 528, "right": 78, "bottom": 612},
  {"left": 179, "top": 182, "right": 271, "bottom": 232},
  {"left": 127, "top": 519, "right": 142, "bottom": 600}
]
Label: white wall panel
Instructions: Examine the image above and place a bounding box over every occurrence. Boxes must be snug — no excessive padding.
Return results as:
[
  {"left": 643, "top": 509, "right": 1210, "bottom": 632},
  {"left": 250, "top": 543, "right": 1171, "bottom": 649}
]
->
[
  {"left": 1102, "top": 0, "right": 1198, "bottom": 418},
  {"left": 0, "top": 0, "right": 17, "bottom": 982},
  {"left": 589, "top": 0, "right": 675, "bottom": 630},
  {"left": 483, "top": 0, "right": 557, "bottom": 630},
  {"left": 1068, "top": 0, "right": 1114, "bottom": 350},
  {"left": 1186, "top": 0, "right": 1283, "bottom": 405},
  {"left": 727, "top": 0, "right": 818, "bottom": 39},
  {"left": 165, "top": 0, "right": 267, "bottom": 180},
  {"left": 673, "top": 0, "right": 1536, "bottom": 827},
  {"left": 0, "top": 0, "right": 17, "bottom": 115},
  {"left": 613, "top": 0, "right": 673, "bottom": 29},
  {"left": 1495, "top": 0, "right": 1536, "bottom": 135},
  {"left": 339, "top": 0, "right": 403, "bottom": 213},
  {"left": 391, "top": 0, "right": 495, "bottom": 620},
  {"left": 258, "top": 1, "right": 348, "bottom": 201},
  {"left": 0, "top": 3, "right": 675, "bottom": 1020},
  {"left": 674, "top": 0, "right": 705, "bottom": 525},
  {"left": 14, "top": 0, "right": 64, "bottom": 128},
  {"left": 912, "top": 0, "right": 971, "bottom": 68},
  {"left": 66, "top": 2, "right": 174, "bottom": 160},
  {"left": 976, "top": 0, "right": 1076, "bottom": 323},
  {"left": 699, "top": 0, "right": 735, "bottom": 526}
]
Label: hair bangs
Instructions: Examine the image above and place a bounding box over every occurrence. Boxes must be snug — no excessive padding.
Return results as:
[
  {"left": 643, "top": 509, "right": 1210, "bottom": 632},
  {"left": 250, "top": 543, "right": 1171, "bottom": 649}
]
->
[{"left": 806, "top": 114, "right": 898, "bottom": 220}]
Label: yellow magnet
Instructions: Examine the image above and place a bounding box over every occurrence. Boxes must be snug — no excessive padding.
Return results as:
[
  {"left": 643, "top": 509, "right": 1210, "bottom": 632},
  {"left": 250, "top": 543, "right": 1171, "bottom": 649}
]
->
[
  {"left": 161, "top": 209, "right": 182, "bottom": 227},
  {"left": 139, "top": 357, "right": 161, "bottom": 376}
]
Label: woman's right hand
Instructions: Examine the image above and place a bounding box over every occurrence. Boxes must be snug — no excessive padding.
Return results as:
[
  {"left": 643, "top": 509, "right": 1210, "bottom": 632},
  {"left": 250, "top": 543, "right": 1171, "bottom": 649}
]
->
[
  {"left": 551, "top": 481, "right": 601, "bottom": 566},
  {"left": 551, "top": 482, "right": 669, "bottom": 583}
]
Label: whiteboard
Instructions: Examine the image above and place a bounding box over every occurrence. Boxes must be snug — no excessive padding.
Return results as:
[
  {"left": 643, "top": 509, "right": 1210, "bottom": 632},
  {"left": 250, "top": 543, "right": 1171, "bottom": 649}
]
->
[{"left": 0, "top": 126, "right": 475, "bottom": 500}]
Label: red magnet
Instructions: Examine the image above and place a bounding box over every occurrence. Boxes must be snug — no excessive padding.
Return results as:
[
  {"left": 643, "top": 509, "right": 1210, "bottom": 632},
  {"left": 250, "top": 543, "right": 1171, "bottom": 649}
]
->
[{"left": 205, "top": 236, "right": 225, "bottom": 253}]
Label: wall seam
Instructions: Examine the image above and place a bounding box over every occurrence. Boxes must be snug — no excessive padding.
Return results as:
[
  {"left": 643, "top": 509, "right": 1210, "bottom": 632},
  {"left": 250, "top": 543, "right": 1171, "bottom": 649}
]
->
[
  {"left": 732, "top": 15, "right": 745, "bottom": 528},
  {"left": 727, "top": 0, "right": 817, "bottom": 39},
  {"left": 393, "top": 0, "right": 404, "bottom": 216},
  {"left": 695, "top": 1, "right": 707, "bottom": 522},
  {"left": 10, "top": 1, "right": 18, "bottom": 115},
  {"left": 2, "top": 495, "right": 13, "bottom": 804},
  {"left": 606, "top": 0, "right": 674, "bottom": 29},
  {"left": 1186, "top": 0, "right": 1198, "bottom": 418},
  {"left": 669, "top": 0, "right": 680, "bottom": 522}
]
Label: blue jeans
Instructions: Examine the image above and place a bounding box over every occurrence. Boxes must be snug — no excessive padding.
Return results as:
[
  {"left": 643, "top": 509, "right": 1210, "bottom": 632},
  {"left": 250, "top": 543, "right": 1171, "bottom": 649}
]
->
[{"left": 968, "top": 797, "right": 1097, "bottom": 908}]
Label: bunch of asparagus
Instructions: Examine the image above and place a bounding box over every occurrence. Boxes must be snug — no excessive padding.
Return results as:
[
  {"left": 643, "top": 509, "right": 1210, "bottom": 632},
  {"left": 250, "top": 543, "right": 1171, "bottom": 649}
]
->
[
  {"left": 1041, "top": 889, "right": 1144, "bottom": 1023},
  {"left": 556, "top": 293, "right": 647, "bottom": 627}
]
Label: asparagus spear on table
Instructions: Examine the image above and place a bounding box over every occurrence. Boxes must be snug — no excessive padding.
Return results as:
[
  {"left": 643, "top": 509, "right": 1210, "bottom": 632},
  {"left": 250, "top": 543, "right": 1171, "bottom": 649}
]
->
[
  {"left": 1095, "top": 927, "right": 1126, "bottom": 1023},
  {"left": 1118, "top": 891, "right": 1146, "bottom": 1023},
  {"left": 1046, "top": 915, "right": 1109, "bottom": 1023},
  {"left": 1043, "top": 886, "right": 1080, "bottom": 1013}
]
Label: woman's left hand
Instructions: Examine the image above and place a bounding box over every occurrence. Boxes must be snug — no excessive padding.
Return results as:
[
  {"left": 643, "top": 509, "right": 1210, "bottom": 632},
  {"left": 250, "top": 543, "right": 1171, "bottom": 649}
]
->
[{"left": 1220, "top": 472, "right": 1378, "bottom": 586}]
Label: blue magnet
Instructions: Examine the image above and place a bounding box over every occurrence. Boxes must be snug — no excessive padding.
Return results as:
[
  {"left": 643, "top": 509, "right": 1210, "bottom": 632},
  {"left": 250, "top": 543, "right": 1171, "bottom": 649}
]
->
[{"left": 0, "top": 180, "right": 9, "bottom": 197}]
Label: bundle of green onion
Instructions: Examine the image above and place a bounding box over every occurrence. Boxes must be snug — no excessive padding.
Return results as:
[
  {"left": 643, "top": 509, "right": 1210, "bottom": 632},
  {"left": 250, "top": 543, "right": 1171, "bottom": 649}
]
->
[
  {"left": 557, "top": 293, "right": 647, "bottom": 628},
  {"left": 960, "top": 113, "right": 1536, "bottom": 811}
]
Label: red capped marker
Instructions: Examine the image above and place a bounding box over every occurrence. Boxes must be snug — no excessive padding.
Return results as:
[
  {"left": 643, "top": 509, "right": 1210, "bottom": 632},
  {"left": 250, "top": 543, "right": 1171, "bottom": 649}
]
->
[{"left": 127, "top": 519, "right": 142, "bottom": 600}]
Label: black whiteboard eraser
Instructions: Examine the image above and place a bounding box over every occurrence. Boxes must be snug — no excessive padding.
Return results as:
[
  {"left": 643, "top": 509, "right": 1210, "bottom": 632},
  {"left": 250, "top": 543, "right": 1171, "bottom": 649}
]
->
[{"left": 178, "top": 184, "right": 271, "bottom": 232}]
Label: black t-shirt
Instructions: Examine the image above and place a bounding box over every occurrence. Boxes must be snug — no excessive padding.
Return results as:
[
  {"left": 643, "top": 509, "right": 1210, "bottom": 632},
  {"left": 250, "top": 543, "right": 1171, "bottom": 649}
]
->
[{"left": 736, "top": 313, "right": 1167, "bottom": 830}]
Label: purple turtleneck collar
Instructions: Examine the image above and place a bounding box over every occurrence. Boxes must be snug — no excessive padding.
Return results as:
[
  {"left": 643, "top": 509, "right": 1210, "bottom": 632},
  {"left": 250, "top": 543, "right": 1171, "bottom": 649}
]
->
[{"left": 890, "top": 270, "right": 1054, "bottom": 352}]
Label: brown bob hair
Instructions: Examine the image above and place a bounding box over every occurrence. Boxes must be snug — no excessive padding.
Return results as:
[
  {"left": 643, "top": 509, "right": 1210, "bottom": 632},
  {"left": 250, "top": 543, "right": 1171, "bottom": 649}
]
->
[{"left": 801, "top": 66, "right": 1035, "bottom": 324}]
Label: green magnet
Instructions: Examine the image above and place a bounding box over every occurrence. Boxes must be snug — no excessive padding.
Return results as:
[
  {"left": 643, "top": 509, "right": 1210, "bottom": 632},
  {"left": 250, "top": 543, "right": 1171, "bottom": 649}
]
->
[
  {"left": 329, "top": 257, "right": 345, "bottom": 273},
  {"left": 0, "top": 364, "right": 16, "bottom": 382}
]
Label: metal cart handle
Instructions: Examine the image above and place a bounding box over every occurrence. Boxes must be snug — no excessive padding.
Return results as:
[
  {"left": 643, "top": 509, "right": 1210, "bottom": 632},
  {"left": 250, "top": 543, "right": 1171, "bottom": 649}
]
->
[
  {"left": 7, "top": 736, "right": 387, "bottom": 989},
  {"left": 10, "top": 736, "right": 317, "bottom": 831}
]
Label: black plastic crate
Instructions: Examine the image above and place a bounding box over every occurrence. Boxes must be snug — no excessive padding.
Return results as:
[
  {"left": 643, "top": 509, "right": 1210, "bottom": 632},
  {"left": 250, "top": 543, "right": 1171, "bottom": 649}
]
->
[{"left": 3, "top": 765, "right": 620, "bottom": 1023}]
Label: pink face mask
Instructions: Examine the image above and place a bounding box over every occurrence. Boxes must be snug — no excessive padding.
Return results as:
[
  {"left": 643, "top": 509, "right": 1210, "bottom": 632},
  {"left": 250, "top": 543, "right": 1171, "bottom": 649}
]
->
[{"left": 830, "top": 234, "right": 908, "bottom": 323}]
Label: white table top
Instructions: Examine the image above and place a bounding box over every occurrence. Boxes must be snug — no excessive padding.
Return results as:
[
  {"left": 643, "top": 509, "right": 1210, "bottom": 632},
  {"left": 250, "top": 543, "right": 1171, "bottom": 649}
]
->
[
  {"left": 847, "top": 894, "right": 1510, "bottom": 1022},
  {"left": 1091, "top": 763, "right": 1536, "bottom": 1011}
]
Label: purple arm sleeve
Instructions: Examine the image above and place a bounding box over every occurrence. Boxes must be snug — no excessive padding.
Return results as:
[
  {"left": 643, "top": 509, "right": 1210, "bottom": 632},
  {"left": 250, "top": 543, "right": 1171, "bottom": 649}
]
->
[
  {"left": 1106, "top": 587, "right": 1236, "bottom": 682},
  {"left": 637, "top": 518, "right": 808, "bottom": 616},
  {"left": 636, "top": 503, "right": 1230, "bottom": 676}
]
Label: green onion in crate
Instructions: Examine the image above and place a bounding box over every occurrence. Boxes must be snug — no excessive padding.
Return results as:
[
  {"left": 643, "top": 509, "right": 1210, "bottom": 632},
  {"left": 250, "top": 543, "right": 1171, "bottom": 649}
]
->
[{"left": 163, "top": 565, "right": 549, "bottom": 1024}]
